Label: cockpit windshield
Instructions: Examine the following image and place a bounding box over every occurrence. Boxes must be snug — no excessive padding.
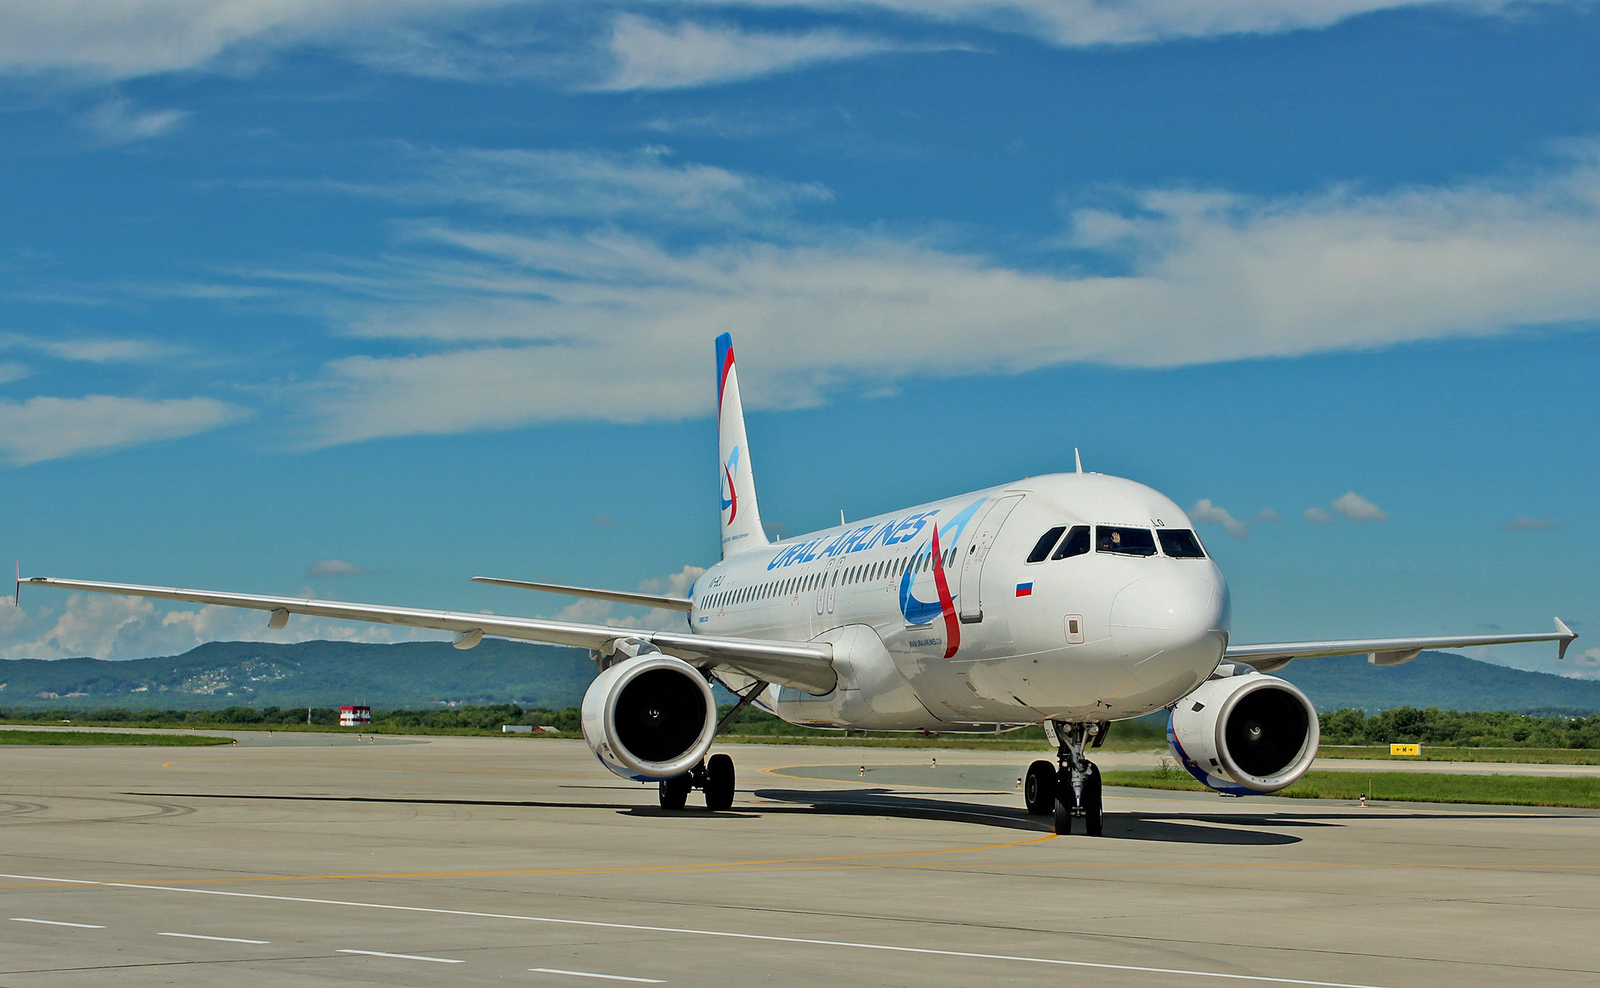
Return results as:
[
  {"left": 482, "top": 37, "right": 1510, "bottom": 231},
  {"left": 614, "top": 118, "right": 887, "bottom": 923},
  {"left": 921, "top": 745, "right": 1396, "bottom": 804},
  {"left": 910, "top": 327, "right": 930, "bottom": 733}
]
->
[
  {"left": 1157, "top": 529, "right": 1207, "bottom": 558},
  {"left": 1096, "top": 526, "right": 1157, "bottom": 556}
]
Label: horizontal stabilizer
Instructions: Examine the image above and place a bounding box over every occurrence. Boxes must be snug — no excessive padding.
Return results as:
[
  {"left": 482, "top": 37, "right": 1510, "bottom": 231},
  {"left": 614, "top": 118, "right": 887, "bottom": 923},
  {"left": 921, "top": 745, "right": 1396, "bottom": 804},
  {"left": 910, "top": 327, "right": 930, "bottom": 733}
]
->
[{"left": 471, "top": 576, "right": 694, "bottom": 613}]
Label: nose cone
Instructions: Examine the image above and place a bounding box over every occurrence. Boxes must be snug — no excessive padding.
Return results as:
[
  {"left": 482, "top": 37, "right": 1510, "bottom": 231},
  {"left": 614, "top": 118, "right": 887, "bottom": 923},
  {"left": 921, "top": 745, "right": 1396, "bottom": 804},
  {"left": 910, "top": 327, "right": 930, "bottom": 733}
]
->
[{"left": 1111, "top": 570, "right": 1229, "bottom": 693}]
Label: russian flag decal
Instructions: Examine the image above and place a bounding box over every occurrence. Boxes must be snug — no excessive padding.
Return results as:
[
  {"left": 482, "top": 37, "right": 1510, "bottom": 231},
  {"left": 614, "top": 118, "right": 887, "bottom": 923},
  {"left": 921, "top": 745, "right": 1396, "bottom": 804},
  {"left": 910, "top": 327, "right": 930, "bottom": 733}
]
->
[{"left": 1015, "top": 582, "right": 1033, "bottom": 597}]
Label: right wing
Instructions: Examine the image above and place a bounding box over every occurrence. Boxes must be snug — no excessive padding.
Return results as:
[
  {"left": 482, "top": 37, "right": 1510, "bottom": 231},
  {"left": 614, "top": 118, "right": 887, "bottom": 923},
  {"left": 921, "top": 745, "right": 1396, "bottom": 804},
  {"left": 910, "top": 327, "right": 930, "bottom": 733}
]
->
[{"left": 24, "top": 577, "right": 837, "bottom": 695}]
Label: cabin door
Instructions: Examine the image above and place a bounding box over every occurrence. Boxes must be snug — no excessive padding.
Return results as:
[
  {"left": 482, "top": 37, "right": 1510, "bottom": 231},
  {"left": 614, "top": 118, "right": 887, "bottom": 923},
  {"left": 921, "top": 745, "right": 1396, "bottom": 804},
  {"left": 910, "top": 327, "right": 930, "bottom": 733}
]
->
[{"left": 956, "top": 494, "right": 1024, "bottom": 623}]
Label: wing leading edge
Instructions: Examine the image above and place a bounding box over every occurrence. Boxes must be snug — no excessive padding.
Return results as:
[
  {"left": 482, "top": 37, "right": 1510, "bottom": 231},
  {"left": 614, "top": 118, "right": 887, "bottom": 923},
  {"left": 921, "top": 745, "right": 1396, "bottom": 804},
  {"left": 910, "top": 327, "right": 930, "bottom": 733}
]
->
[
  {"left": 23, "top": 577, "right": 837, "bottom": 695},
  {"left": 1226, "top": 619, "right": 1576, "bottom": 673}
]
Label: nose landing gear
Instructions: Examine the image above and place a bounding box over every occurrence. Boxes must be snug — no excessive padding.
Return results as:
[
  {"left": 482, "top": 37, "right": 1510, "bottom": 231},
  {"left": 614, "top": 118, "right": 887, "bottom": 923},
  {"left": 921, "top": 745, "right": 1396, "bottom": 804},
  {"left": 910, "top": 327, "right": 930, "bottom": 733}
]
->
[
  {"left": 657, "top": 752, "right": 737, "bottom": 811},
  {"left": 1023, "top": 721, "right": 1106, "bottom": 836}
]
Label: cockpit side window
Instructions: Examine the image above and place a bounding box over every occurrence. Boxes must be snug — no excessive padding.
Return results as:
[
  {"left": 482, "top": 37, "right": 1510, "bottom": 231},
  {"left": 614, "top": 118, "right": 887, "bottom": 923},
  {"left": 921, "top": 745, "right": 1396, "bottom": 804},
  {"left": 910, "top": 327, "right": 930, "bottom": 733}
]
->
[
  {"left": 1052, "top": 525, "right": 1091, "bottom": 560},
  {"left": 1158, "top": 529, "right": 1207, "bottom": 558},
  {"left": 1096, "top": 526, "right": 1157, "bottom": 556},
  {"left": 1026, "top": 526, "right": 1066, "bottom": 563}
]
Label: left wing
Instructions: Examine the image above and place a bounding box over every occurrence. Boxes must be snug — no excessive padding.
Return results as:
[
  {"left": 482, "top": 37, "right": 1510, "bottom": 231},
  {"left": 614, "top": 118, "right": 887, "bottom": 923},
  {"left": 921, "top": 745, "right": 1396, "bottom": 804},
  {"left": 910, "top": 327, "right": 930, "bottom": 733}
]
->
[
  {"left": 1226, "top": 618, "right": 1576, "bottom": 673},
  {"left": 23, "top": 577, "right": 837, "bottom": 695}
]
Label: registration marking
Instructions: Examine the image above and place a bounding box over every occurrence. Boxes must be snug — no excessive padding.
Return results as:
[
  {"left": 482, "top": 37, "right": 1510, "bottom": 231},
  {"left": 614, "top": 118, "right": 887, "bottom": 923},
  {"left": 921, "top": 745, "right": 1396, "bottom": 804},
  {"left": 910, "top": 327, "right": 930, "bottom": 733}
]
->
[
  {"left": 159, "top": 931, "right": 271, "bottom": 944},
  {"left": 339, "top": 948, "right": 465, "bottom": 964},
  {"left": 10, "top": 917, "right": 105, "bottom": 928},
  {"left": 531, "top": 968, "right": 665, "bottom": 983}
]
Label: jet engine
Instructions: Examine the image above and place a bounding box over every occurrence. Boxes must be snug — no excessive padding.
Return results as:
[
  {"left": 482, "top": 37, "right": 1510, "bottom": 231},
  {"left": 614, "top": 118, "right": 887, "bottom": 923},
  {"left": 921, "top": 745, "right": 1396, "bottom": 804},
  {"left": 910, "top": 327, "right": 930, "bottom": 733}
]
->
[
  {"left": 581, "top": 651, "right": 717, "bottom": 782},
  {"left": 1166, "top": 671, "right": 1319, "bottom": 794}
]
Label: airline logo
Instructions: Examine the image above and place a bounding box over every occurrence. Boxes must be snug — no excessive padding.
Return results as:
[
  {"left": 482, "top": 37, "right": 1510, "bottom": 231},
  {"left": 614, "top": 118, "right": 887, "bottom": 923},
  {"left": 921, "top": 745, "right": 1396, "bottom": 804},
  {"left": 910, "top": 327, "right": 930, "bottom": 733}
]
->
[
  {"left": 721, "top": 446, "right": 741, "bottom": 524},
  {"left": 896, "top": 498, "right": 987, "bottom": 659}
]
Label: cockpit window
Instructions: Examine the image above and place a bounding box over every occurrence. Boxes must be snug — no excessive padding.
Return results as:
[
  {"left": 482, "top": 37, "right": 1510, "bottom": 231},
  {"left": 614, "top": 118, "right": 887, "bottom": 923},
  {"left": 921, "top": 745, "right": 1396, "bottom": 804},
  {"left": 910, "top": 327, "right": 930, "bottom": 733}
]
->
[
  {"left": 1052, "top": 525, "right": 1091, "bottom": 560},
  {"left": 1096, "top": 526, "right": 1157, "bottom": 556},
  {"left": 1026, "top": 526, "right": 1066, "bottom": 563},
  {"left": 1158, "top": 529, "right": 1206, "bottom": 558}
]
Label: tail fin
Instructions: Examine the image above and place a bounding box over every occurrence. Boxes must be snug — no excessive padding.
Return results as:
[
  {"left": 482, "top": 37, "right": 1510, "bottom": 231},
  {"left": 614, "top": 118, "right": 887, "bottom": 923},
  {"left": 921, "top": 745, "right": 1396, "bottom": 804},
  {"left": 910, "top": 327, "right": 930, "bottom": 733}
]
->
[{"left": 715, "top": 333, "right": 769, "bottom": 558}]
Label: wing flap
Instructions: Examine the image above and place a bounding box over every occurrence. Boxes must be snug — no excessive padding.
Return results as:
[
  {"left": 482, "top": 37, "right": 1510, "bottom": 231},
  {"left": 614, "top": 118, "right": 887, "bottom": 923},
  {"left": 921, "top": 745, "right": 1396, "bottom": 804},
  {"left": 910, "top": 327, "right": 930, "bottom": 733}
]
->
[
  {"left": 1226, "top": 620, "right": 1577, "bottom": 672},
  {"left": 25, "top": 577, "right": 836, "bottom": 695}
]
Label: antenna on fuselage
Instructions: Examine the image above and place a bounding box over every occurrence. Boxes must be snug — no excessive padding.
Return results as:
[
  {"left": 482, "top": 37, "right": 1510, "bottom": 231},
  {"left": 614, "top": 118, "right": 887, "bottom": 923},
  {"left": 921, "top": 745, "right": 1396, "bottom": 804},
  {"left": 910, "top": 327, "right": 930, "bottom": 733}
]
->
[
  {"left": 840, "top": 509, "right": 846, "bottom": 525},
  {"left": 1074, "top": 448, "right": 1083, "bottom": 474}
]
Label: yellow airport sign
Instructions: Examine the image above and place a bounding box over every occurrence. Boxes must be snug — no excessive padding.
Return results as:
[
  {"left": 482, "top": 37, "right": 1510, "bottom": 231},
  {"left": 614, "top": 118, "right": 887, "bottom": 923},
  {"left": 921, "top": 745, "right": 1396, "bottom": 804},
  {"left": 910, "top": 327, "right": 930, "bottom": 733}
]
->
[{"left": 1390, "top": 743, "right": 1421, "bottom": 756}]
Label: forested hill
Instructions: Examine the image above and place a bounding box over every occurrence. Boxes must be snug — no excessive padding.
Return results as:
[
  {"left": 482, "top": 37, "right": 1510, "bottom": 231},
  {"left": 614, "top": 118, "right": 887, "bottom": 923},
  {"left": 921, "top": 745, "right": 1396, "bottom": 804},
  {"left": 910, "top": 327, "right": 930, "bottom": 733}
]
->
[
  {"left": 0, "top": 640, "right": 1595, "bottom": 714},
  {"left": 1279, "top": 650, "right": 1600, "bottom": 715},
  {"left": 0, "top": 639, "right": 594, "bottom": 711}
]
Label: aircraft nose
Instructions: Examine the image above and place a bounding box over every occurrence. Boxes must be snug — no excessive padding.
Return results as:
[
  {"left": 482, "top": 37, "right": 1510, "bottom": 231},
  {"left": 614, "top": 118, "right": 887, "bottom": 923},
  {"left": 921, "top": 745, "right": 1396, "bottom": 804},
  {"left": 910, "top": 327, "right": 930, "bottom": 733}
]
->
[{"left": 1110, "top": 570, "right": 1228, "bottom": 673}]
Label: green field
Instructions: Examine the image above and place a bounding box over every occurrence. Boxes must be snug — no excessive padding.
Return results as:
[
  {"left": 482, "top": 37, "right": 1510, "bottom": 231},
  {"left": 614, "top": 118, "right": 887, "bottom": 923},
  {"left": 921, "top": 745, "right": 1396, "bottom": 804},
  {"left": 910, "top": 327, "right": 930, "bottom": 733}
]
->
[
  {"left": 1101, "top": 767, "right": 1600, "bottom": 808},
  {"left": 0, "top": 729, "right": 232, "bottom": 747}
]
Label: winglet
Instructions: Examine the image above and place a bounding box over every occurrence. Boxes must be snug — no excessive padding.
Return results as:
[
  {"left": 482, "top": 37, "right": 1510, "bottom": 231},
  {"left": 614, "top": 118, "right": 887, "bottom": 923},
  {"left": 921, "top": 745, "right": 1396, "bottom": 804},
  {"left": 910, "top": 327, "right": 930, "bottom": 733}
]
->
[
  {"left": 1555, "top": 617, "right": 1577, "bottom": 661},
  {"left": 13, "top": 561, "right": 19, "bottom": 607}
]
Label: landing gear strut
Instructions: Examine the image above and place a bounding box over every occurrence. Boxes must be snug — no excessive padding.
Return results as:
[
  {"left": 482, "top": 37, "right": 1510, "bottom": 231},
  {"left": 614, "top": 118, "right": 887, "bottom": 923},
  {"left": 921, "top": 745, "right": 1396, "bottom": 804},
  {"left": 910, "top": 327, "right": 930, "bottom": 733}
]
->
[
  {"left": 1025, "top": 721, "right": 1105, "bottom": 836},
  {"left": 658, "top": 753, "right": 736, "bottom": 811}
]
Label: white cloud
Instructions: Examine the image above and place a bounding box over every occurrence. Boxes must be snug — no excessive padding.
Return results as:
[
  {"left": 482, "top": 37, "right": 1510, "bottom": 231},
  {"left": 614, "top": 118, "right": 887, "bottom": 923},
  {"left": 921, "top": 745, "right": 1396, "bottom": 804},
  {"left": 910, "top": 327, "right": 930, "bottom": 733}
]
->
[
  {"left": 1190, "top": 498, "right": 1248, "bottom": 539},
  {"left": 1331, "top": 490, "right": 1388, "bottom": 522},
  {"left": 1569, "top": 647, "right": 1600, "bottom": 680},
  {"left": 276, "top": 138, "right": 1600, "bottom": 443},
  {"left": 0, "top": 1, "right": 1562, "bottom": 82},
  {"left": 1502, "top": 516, "right": 1563, "bottom": 531},
  {"left": 307, "top": 559, "right": 366, "bottom": 577},
  {"left": 594, "top": 15, "right": 909, "bottom": 91},
  {"left": 0, "top": 333, "right": 176, "bottom": 363},
  {"left": 0, "top": 395, "right": 249, "bottom": 465},
  {"left": 638, "top": 564, "right": 705, "bottom": 598},
  {"left": 81, "top": 97, "right": 187, "bottom": 143},
  {"left": 1303, "top": 507, "right": 1332, "bottom": 524},
  {"left": 0, "top": 362, "right": 30, "bottom": 384},
  {"left": 1253, "top": 508, "right": 1281, "bottom": 523}
]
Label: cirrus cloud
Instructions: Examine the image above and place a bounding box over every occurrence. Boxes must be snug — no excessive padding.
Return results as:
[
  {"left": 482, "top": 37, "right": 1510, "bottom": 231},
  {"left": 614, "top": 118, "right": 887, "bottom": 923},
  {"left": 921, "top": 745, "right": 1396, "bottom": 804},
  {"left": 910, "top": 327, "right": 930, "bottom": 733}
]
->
[{"left": 0, "top": 395, "right": 249, "bottom": 465}]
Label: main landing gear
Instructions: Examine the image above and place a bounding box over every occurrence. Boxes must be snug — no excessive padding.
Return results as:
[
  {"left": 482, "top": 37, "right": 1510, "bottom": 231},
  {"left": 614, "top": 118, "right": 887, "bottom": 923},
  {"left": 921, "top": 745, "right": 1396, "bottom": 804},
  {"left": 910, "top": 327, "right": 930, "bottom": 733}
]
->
[
  {"left": 658, "top": 753, "right": 736, "bottom": 812},
  {"left": 1023, "top": 721, "right": 1106, "bottom": 836}
]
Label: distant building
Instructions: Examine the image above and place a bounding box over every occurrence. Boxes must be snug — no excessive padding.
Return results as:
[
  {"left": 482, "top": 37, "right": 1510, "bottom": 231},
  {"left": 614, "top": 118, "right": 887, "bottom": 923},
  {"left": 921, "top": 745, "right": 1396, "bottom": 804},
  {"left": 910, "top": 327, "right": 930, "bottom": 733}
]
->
[{"left": 339, "top": 705, "right": 372, "bottom": 727}]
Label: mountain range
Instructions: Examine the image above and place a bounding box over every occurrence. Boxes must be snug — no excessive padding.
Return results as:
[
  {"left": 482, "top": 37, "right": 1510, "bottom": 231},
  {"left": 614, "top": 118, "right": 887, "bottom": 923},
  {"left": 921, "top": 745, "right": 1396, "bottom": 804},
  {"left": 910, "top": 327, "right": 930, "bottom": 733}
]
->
[{"left": 0, "top": 640, "right": 1595, "bottom": 715}]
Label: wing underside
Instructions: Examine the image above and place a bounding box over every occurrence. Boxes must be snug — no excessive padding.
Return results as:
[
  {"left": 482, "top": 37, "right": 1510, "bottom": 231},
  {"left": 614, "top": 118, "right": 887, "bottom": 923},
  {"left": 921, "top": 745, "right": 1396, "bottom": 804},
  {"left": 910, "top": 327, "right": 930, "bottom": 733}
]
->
[{"left": 24, "top": 577, "right": 837, "bottom": 695}]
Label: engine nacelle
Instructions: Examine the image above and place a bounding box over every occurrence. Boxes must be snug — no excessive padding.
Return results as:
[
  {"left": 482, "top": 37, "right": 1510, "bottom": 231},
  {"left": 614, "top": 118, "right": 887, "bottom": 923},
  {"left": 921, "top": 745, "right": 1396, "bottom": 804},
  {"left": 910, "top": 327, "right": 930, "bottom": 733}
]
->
[
  {"left": 581, "top": 653, "right": 717, "bottom": 782},
  {"left": 1167, "top": 672, "right": 1319, "bottom": 794}
]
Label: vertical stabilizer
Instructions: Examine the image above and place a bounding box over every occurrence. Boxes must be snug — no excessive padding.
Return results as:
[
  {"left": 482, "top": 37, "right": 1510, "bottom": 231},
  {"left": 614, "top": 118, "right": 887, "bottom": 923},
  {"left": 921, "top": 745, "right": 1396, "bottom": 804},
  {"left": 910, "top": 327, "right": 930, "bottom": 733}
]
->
[{"left": 715, "top": 334, "right": 769, "bottom": 558}]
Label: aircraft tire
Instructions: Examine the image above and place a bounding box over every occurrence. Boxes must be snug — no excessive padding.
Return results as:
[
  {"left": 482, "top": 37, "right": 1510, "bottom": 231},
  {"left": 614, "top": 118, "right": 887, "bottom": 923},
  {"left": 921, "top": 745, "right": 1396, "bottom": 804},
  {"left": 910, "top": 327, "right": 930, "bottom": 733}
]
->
[
  {"left": 1052, "top": 769, "right": 1076, "bottom": 835},
  {"left": 705, "top": 753, "right": 735, "bottom": 811},
  {"left": 1024, "top": 760, "right": 1055, "bottom": 815},
  {"left": 1081, "top": 763, "right": 1104, "bottom": 837},
  {"left": 658, "top": 773, "right": 691, "bottom": 810}
]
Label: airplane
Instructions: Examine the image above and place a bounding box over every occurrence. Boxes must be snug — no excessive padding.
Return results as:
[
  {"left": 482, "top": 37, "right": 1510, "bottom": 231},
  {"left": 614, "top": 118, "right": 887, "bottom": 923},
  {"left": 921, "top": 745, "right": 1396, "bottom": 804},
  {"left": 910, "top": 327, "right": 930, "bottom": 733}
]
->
[{"left": 23, "top": 333, "right": 1577, "bottom": 836}]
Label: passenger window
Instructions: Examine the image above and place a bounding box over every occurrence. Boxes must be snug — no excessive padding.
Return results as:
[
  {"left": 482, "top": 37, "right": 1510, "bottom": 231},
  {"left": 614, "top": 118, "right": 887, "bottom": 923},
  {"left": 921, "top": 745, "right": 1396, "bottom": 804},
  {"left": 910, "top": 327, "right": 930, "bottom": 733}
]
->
[
  {"left": 1027, "top": 527, "right": 1067, "bottom": 563},
  {"left": 1096, "top": 526, "right": 1157, "bottom": 556},
  {"left": 1052, "top": 525, "right": 1090, "bottom": 560}
]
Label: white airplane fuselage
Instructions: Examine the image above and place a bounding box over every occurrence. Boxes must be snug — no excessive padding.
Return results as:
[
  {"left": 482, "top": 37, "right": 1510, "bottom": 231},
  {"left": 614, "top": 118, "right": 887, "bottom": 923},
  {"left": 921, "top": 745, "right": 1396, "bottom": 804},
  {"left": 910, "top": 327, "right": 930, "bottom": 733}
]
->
[{"left": 691, "top": 471, "right": 1231, "bottom": 733}]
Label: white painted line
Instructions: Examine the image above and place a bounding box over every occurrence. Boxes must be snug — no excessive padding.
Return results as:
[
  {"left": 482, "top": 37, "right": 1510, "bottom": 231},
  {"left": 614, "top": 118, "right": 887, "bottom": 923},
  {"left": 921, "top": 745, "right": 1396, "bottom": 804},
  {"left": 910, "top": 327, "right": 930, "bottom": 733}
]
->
[
  {"left": 158, "top": 931, "right": 271, "bottom": 944},
  {"left": 10, "top": 917, "right": 106, "bottom": 928},
  {"left": 338, "top": 948, "right": 465, "bottom": 964},
  {"left": 0, "top": 873, "right": 1401, "bottom": 988},
  {"left": 531, "top": 968, "right": 665, "bottom": 983}
]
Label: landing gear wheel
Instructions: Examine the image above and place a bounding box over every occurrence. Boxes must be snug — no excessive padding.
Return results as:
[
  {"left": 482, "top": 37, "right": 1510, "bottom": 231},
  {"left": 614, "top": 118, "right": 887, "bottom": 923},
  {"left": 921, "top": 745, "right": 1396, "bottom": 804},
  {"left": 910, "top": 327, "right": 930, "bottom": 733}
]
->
[
  {"left": 658, "top": 773, "right": 691, "bottom": 810},
  {"left": 1081, "top": 763, "right": 1104, "bottom": 836},
  {"left": 1052, "top": 769, "right": 1077, "bottom": 835},
  {"left": 1024, "top": 760, "right": 1056, "bottom": 815},
  {"left": 704, "top": 753, "right": 735, "bottom": 811}
]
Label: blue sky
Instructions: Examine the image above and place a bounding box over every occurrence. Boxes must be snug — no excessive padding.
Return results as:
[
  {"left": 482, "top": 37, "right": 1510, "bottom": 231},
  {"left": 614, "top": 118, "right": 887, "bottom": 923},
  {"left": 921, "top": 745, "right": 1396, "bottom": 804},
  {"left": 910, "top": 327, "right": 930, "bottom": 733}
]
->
[{"left": 0, "top": 0, "right": 1595, "bottom": 681}]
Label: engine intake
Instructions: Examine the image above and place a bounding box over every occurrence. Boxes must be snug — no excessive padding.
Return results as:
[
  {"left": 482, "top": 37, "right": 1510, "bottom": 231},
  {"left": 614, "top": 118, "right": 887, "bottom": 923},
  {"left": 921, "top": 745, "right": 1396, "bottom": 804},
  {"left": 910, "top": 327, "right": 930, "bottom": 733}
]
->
[
  {"left": 1167, "top": 672, "right": 1319, "bottom": 794},
  {"left": 581, "top": 652, "right": 716, "bottom": 781}
]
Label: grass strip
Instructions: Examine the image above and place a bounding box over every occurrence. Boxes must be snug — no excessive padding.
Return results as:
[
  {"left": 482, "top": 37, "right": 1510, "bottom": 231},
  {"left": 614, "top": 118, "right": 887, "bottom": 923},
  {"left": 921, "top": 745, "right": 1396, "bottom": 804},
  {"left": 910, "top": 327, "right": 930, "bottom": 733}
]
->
[
  {"left": 0, "top": 729, "right": 232, "bottom": 747},
  {"left": 1101, "top": 768, "right": 1600, "bottom": 808},
  {"left": 1318, "top": 745, "right": 1600, "bottom": 765}
]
